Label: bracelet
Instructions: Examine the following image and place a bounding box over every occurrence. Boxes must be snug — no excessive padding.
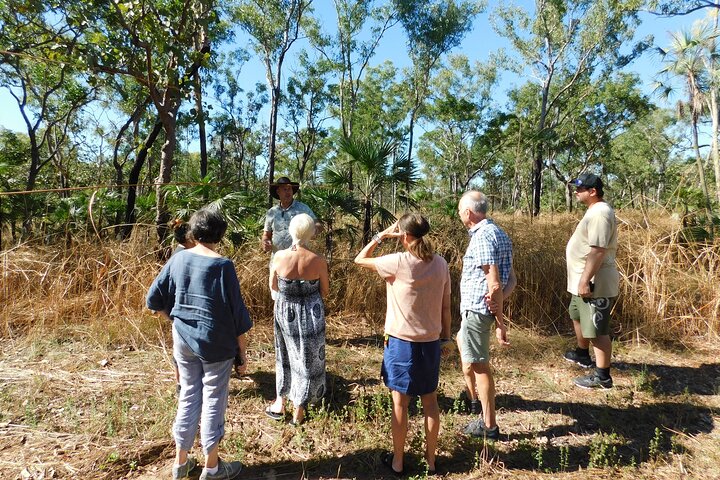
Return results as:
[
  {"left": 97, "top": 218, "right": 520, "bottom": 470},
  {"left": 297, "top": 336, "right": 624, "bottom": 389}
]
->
[{"left": 371, "top": 233, "right": 382, "bottom": 244}]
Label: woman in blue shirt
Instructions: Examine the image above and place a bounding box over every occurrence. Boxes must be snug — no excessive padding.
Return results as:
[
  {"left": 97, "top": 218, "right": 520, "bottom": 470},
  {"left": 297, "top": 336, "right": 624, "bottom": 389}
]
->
[{"left": 147, "top": 207, "right": 252, "bottom": 480}]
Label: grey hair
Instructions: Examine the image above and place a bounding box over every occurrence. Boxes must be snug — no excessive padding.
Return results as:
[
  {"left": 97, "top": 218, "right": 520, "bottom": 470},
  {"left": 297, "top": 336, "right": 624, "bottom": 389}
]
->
[
  {"left": 460, "top": 191, "right": 488, "bottom": 215},
  {"left": 289, "top": 213, "right": 316, "bottom": 244}
]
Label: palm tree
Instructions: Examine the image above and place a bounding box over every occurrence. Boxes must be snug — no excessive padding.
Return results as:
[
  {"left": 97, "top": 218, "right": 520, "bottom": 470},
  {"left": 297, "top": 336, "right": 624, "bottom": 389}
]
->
[
  {"left": 335, "top": 137, "right": 415, "bottom": 244},
  {"left": 303, "top": 186, "right": 361, "bottom": 263},
  {"left": 693, "top": 17, "right": 720, "bottom": 207},
  {"left": 656, "top": 28, "right": 714, "bottom": 219}
]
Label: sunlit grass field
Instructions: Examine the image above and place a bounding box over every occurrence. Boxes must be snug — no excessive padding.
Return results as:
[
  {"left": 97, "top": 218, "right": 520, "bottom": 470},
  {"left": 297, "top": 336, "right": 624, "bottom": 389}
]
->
[{"left": 0, "top": 212, "right": 718, "bottom": 479}]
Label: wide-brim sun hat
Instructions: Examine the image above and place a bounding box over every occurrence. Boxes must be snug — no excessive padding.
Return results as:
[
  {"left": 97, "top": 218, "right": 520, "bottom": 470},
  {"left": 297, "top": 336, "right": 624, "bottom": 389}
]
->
[{"left": 270, "top": 176, "right": 300, "bottom": 199}]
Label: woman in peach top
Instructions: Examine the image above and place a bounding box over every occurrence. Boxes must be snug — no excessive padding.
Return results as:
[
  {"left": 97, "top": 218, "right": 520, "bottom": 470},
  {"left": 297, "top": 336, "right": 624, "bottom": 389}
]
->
[{"left": 354, "top": 213, "right": 452, "bottom": 476}]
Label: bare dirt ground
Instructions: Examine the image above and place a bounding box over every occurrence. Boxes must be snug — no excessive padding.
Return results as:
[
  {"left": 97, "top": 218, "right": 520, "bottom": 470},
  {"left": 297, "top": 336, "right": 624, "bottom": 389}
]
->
[{"left": 0, "top": 315, "right": 718, "bottom": 480}]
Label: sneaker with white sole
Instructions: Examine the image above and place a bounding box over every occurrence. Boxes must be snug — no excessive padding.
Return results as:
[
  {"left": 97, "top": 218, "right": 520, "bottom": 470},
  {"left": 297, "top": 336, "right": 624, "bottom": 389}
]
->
[
  {"left": 574, "top": 372, "right": 613, "bottom": 389},
  {"left": 172, "top": 457, "right": 198, "bottom": 480},
  {"left": 564, "top": 350, "right": 595, "bottom": 368},
  {"left": 199, "top": 459, "right": 243, "bottom": 480}
]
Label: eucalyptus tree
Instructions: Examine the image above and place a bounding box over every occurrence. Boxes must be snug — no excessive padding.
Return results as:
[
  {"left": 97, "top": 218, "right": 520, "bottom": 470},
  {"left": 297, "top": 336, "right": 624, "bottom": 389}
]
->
[
  {"left": 64, "top": 0, "right": 221, "bottom": 242},
  {"left": 351, "top": 61, "right": 409, "bottom": 210},
  {"left": 313, "top": 0, "right": 397, "bottom": 141},
  {"left": 346, "top": 61, "right": 407, "bottom": 147},
  {"left": 546, "top": 73, "right": 652, "bottom": 210},
  {"left": 232, "top": 0, "right": 313, "bottom": 196},
  {"left": 0, "top": 129, "right": 31, "bottom": 243},
  {"left": 416, "top": 54, "right": 499, "bottom": 195},
  {"left": 280, "top": 51, "right": 333, "bottom": 183},
  {"left": 655, "top": 28, "right": 714, "bottom": 216},
  {"left": 492, "top": 0, "right": 647, "bottom": 215},
  {"left": 606, "top": 109, "right": 679, "bottom": 207},
  {"left": 393, "top": 0, "right": 482, "bottom": 196},
  {"left": 0, "top": 0, "right": 95, "bottom": 232},
  {"left": 646, "top": 0, "right": 720, "bottom": 16},
  {"left": 209, "top": 50, "right": 268, "bottom": 189}
]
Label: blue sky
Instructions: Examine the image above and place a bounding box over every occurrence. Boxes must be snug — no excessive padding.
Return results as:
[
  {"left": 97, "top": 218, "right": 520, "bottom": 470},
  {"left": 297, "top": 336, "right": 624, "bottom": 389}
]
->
[{"left": 0, "top": 1, "right": 709, "bottom": 137}]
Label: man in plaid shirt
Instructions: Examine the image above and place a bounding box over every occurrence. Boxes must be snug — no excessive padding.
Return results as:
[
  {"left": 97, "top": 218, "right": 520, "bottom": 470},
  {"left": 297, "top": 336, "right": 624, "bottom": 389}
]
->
[{"left": 456, "top": 191, "right": 516, "bottom": 440}]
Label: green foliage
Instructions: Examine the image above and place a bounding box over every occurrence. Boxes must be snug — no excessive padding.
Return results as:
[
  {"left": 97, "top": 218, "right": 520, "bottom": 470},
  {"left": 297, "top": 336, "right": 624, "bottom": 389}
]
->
[
  {"left": 588, "top": 432, "right": 621, "bottom": 468},
  {"left": 533, "top": 441, "right": 545, "bottom": 470},
  {"left": 632, "top": 365, "right": 659, "bottom": 393},
  {"left": 558, "top": 444, "right": 570, "bottom": 471},
  {"left": 349, "top": 391, "right": 392, "bottom": 423},
  {"left": 648, "top": 427, "right": 664, "bottom": 460},
  {"left": 336, "top": 136, "right": 414, "bottom": 241}
]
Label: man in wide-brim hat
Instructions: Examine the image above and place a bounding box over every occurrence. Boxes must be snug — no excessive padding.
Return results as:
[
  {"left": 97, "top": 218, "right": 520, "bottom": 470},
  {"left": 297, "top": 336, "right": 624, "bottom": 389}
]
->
[{"left": 261, "top": 177, "right": 318, "bottom": 254}]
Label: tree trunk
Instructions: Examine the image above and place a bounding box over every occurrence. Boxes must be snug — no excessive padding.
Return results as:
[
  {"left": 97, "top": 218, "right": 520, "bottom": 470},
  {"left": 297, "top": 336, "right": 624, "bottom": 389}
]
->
[
  {"left": 23, "top": 132, "right": 41, "bottom": 235},
  {"left": 121, "top": 121, "right": 163, "bottom": 240},
  {"left": 711, "top": 88, "right": 720, "bottom": 205},
  {"left": 155, "top": 124, "right": 176, "bottom": 245},
  {"left": 362, "top": 198, "right": 372, "bottom": 245},
  {"left": 267, "top": 83, "right": 281, "bottom": 206},
  {"left": 691, "top": 118, "right": 713, "bottom": 220},
  {"left": 194, "top": 71, "right": 208, "bottom": 180},
  {"left": 406, "top": 106, "right": 419, "bottom": 204}
]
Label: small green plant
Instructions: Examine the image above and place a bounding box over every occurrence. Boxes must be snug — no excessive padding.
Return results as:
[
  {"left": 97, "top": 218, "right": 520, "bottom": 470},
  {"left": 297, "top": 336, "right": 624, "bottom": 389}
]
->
[
  {"left": 452, "top": 396, "right": 464, "bottom": 414},
  {"left": 409, "top": 428, "right": 425, "bottom": 458},
  {"left": 633, "top": 365, "right": 657, "bottom": 393},
  {"left": 351, "top": 391, "right": 392, "bottom": 423},
  {"left": 648, "top": 427, "right": 664, "bottom": 460},
  {"left": 473, "top": 449, "right": 482, "bottom": 470},
  {"left": 558, "top": 444, "right": 570, "bottom": 471},
  {"left": 352, "top": 397, "right": 368, "bottom": 422},
  {"left": 23, "top": 400, "right": 39, "bottom": 426},
  {"left": 98, "top": 451, "right": 121, "bottom": 471},
  {"left": 533, "top": 442, "right": 545, "bottom": 470},
  {"left": 227, "top": 434, "right": 245, "bottom": 459},
  {"left": 588, "top": 432, "right": 620, "bottom": 468},
  {"left": 307, "top": 399, "right": 331, "bottom": 422}
]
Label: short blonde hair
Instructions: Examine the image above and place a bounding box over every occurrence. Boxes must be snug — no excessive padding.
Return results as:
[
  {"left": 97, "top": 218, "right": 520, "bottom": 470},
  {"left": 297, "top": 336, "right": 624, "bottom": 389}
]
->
[{"left": 289, "top": 213, "right": 316, "bottom": 244}]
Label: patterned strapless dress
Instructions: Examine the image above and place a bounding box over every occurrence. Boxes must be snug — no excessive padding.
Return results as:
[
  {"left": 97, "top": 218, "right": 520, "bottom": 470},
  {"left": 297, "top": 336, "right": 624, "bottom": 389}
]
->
[{"left": 273, "top": 276, "right": 326, "bottom": 407}]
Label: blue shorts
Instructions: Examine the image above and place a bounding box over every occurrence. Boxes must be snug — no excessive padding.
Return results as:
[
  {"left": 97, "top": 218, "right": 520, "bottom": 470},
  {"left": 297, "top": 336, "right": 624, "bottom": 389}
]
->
[{"left": 381, "top": 336, "right": 440, "bottom": 396}]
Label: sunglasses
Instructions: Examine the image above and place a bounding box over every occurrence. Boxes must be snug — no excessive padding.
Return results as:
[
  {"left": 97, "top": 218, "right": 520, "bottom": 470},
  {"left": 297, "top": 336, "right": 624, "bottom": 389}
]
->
[{"left": 575, "top": 186, "right": 590, "bottom": 192}]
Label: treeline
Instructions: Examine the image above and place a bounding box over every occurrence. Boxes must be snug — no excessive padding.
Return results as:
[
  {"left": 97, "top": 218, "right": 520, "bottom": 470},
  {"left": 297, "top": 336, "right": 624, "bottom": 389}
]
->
[{"left": 0, "top": 0, "right": 719, "bottom": 248}]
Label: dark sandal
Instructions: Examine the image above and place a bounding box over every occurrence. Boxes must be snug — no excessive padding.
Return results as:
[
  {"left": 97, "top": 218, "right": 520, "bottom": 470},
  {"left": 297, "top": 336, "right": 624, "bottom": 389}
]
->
[
  {"left": 264, "top": 406, "right": 284, "bottom": 421},
  {"left": 381, "top": 452, "right": 403, "bottom": 476}
]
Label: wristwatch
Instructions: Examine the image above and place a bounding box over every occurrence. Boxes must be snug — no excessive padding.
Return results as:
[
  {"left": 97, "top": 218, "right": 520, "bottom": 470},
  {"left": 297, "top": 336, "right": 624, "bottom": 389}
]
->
[{"left": 371, "top": 233, "right": 382, "bottom": 244}]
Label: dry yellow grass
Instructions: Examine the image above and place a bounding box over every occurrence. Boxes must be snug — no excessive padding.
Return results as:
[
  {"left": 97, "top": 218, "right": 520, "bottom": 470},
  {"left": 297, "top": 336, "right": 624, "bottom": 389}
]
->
[
  {"left": 0, "top": 211, "right": 718, "bottom": 479},
  {"left": 2, "top": 211, "right": 717, "bottom": 342}
]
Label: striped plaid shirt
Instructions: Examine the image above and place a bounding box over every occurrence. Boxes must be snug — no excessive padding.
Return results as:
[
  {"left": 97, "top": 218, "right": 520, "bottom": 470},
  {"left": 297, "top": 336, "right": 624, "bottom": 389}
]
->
[{"left": 460, "top": 219, "right": 514, "bottom": 315}]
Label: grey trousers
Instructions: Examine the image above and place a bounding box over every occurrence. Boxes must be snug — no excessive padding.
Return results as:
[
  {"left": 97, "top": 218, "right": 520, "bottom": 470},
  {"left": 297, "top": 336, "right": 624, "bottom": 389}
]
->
[{"left": 172, "top": 324, "right": 233, "bottom": 455}]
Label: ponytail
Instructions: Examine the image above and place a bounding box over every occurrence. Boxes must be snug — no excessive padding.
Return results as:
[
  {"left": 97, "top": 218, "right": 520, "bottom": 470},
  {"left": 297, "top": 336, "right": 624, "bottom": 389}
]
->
[{"left": 398, "top": 213, "right": 434, "bottom": 262}]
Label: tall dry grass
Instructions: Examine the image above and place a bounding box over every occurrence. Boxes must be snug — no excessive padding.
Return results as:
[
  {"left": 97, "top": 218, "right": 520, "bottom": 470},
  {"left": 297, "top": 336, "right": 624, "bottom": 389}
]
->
[{"left": 1, "top": 211, "right": 718, "bottom": 344}]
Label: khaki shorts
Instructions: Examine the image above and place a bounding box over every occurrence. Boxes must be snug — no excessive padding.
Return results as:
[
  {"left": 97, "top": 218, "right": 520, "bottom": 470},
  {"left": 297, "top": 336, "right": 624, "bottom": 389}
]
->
[
  {"left": 568, "top": 295, "right": 617, "bottom": 338},
  {"left": 458, "top": 310, "right": 494, "bottom": 363}
]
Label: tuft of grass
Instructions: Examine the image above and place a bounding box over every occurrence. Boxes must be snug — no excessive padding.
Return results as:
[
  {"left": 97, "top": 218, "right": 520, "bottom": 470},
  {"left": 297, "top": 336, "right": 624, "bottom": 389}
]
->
[{"left": 588, "top": 432, "right": 621, "bottom": 468}]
